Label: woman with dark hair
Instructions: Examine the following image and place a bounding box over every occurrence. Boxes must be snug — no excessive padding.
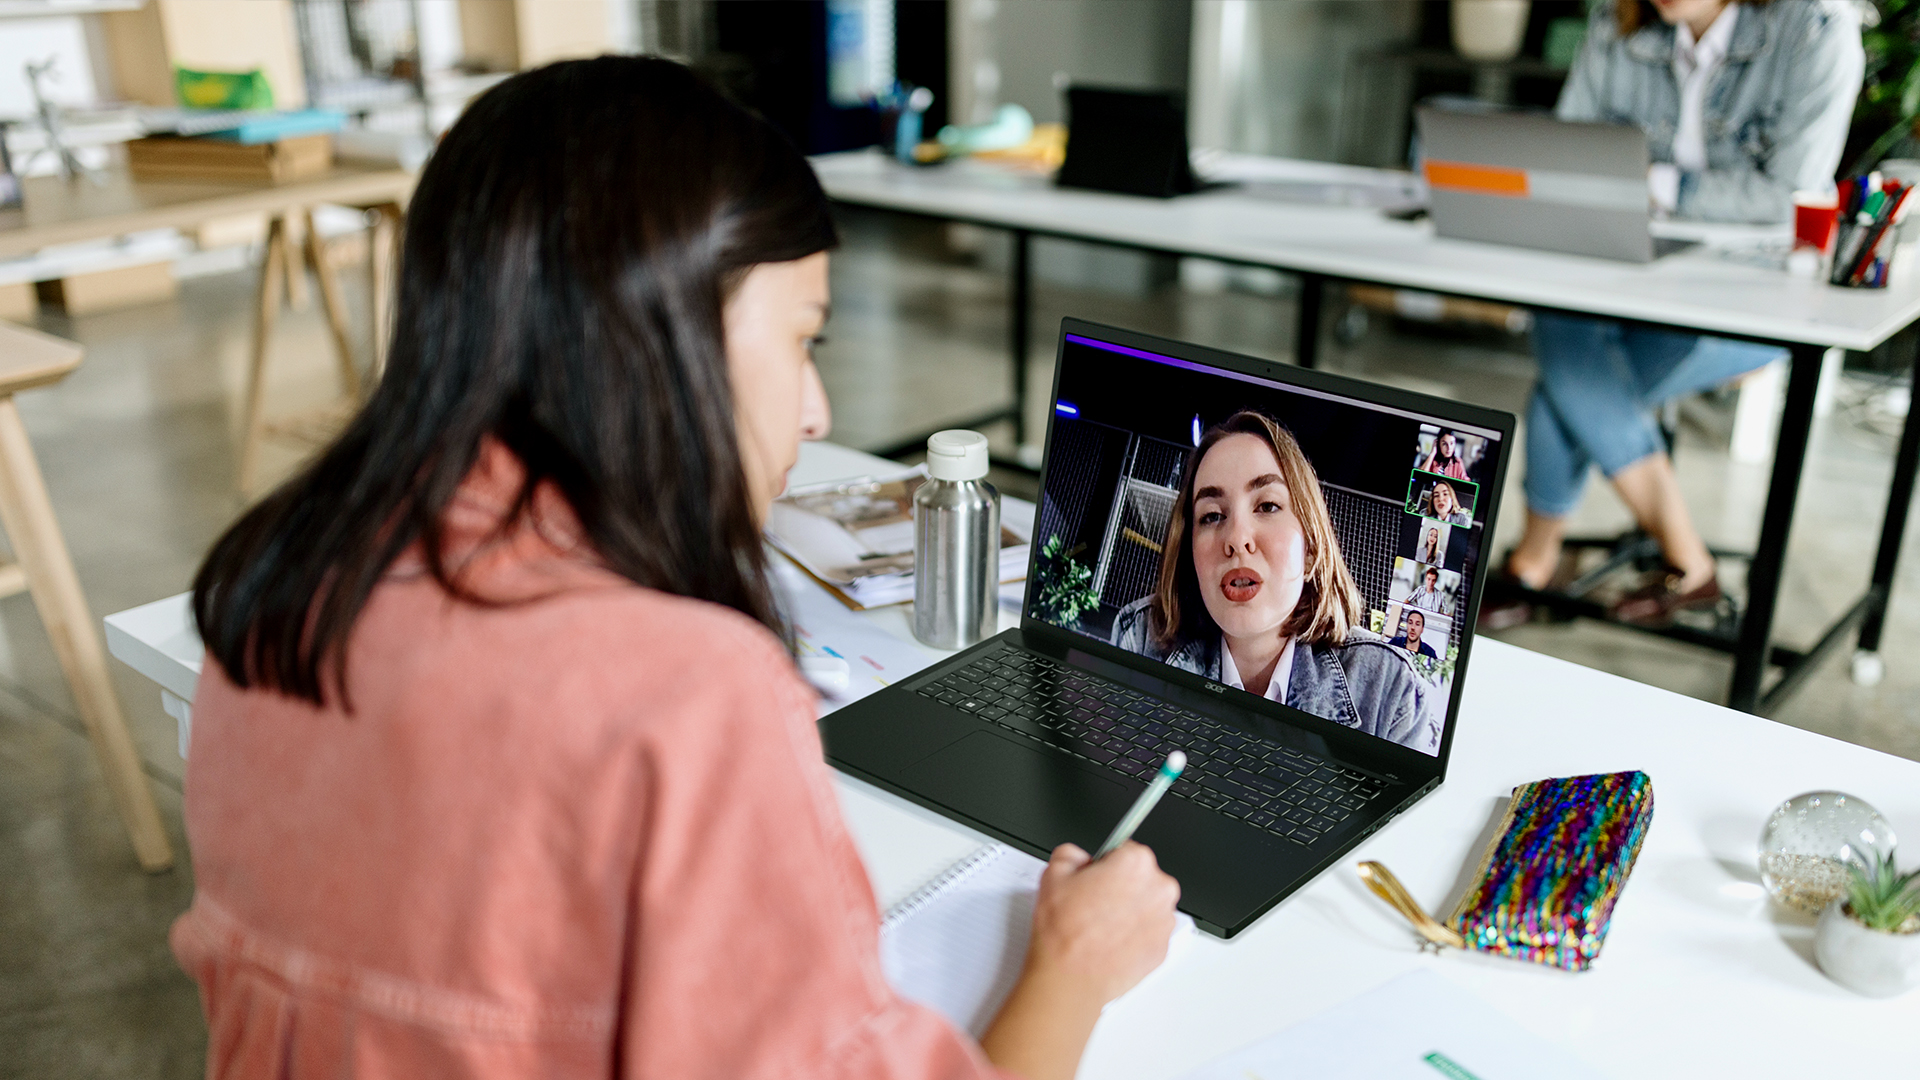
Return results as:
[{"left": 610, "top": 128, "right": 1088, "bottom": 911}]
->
[
  {"left": 175, "top": 57, "right": 1175, "bottom": 1080},
  {"left": 1418, "top": 430, "right": 1469, "bottom": 481},
  {"left": 1111, "top": 411, "right": 1438, "bottom": 754}
]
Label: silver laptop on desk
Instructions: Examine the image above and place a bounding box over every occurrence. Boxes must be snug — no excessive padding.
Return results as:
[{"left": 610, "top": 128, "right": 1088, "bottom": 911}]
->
[{"left": 1417, "top": 106, "right": 1695, "bottom": 263}]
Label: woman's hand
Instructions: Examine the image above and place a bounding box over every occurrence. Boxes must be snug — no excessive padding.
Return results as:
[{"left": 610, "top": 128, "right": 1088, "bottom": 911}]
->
[{"left": 978, "top": 842, "right": 1179, "bottom": 1080}]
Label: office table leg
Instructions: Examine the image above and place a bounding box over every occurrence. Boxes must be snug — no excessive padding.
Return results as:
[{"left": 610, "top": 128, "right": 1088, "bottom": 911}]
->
[
  {"left": 1729, "top": 342, "right": 1824, "bottom": 712},
  {"left": 237, "top": 218, "right": 289, "bottom": 496},
  {"left": 302, "top": 209, "right": 363, "bottom": 403},
  {"left": 1009, "top": 229, "right": 1032, "bottom": 454},
  {"left": 1295, "top": 273, "right": 1323, "bottom": 369},
  {"left": 1853, "top": 340, "right": 1920, "bottom": 681},
  {"left": 369, "top": 203, "right": 402, "bottom": 382}
]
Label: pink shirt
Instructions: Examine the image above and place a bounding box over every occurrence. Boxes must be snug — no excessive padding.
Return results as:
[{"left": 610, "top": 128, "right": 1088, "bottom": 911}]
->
[{"left": 173, "top": 442, "right": 1011, "bottom": 1079}]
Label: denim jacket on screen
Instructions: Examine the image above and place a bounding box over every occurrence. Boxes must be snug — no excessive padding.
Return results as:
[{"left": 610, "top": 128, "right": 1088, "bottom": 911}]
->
[
  {"left": 1110, "top": 598, "right": 1441, "bottom": 754},
  {"left": 1556, "top": 0, "right": 1863, "bottom": 223}
]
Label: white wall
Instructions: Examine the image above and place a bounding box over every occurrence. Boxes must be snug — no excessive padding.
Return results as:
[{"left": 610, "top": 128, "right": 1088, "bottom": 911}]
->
[
  {"left": 1189, "top": 0, "right": 1420, "bottom": 163},
  {"left": 0, "top": 15, "right": 103, "bottom": 117},
  {"left": 949, "top": 0, "right": 1190, "bottom": 127}
]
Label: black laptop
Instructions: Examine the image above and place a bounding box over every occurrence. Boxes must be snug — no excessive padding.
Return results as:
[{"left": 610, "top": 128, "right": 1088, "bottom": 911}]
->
[
  {"left": 1055, "top": 86, "right": 1199, "bottom": 199},
  {"left": 821, "top": 320, "right": 1514, "bottom": 938}
]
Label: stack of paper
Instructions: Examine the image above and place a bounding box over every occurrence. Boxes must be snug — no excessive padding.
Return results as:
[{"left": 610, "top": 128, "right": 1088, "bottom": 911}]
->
[
  {"left": 765, "top": 466, "right": 1032, "bottom": 609},
  {"left": 1177, "top": 969, "right": 1609, "bottom": 1080}
]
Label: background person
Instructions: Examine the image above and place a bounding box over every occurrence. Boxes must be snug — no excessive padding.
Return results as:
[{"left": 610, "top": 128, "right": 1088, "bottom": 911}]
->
[
  {"left": 1499, "top": 0, "right": 1863, "bottom": 626},
  {"left": 1389, "top": 609, "right": 1439, "bottom": 660},
  {"left": 1112, "top": 410, "right": 1438, "bottom": 752},
  {"left": 1418, "top": 430, "right": 1470, "bottom": 480},
  {"left": 1410, "top": 566, "right": 1450, "bottom": 615},
  {"left": 1423, "top": 480, "right": 1472, "bottom": 527},
  {"left": 175, "top": 58, "right": 1177, "bottom": 1080}
]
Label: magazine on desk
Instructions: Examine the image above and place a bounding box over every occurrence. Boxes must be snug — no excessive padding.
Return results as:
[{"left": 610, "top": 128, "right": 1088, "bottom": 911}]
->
[{"left": 765, "top": 465, "right": 1032, "bottom": 609}]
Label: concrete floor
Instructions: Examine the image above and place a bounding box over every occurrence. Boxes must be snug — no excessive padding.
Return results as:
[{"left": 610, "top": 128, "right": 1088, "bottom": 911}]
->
[{"left": 4, "top": 207, "right": 1919, "bottom": 1077}]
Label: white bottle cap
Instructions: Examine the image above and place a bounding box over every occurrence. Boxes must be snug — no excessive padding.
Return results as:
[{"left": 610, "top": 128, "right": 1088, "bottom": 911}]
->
[{"left": 925, "top": 429, "right": 991, "bottom": 481}]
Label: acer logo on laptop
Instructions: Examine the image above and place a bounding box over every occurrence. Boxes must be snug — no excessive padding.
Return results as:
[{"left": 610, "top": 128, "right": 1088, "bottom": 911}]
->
[{"left": 1204, "top": 682, "right": 1226, "bottom": 693}]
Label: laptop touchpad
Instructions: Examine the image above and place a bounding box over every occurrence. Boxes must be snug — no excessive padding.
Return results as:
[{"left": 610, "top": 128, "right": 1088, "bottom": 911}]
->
[{"left": 899, "top": 731, "right": 1138, "bottom": 853}]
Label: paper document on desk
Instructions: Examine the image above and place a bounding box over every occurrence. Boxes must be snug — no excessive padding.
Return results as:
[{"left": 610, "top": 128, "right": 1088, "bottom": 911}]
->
[
  {"left": 1179, "top": 969, "right": 1607, "bottom": 1080},
  {"left": 881, "top": 844, "right": 1195, "bottom": 1038},
  {"left": 765, "top": 466, "right": 1032, "bottom": 609},
  {"left": 773, "top": 560, "right": 939, "bottom": 709}
]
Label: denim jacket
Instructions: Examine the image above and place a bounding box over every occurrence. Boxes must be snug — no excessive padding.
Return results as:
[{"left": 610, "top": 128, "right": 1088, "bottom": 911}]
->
[
  {"left": 1557, "top": 0, "right": 1863, "bottom": 223},
  {"left": 1110, "top": 598, "right": 1442, "bottom": 754}
]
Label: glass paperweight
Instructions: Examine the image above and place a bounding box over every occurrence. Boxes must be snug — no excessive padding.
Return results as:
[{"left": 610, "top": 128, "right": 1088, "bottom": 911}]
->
[{"left": 1757, "top": 792, "right": 1897, "bottom": 915}]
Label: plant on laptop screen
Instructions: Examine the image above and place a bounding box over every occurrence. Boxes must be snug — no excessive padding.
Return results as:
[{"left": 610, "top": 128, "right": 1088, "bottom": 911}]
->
[
  {"left": 1032, "top": 535, "right": 1100, "bottom": 628},
  {"left": 1408, "top": 644, "right": 1458, "bottom": 687},
  {"left": 1844, "top": 849, "right": 1920, "bottom": 932}
]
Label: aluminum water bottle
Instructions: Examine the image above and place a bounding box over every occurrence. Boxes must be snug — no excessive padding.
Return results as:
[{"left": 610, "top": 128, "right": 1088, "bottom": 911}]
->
[{"left": 914, "top": 430, "right": 1000, "bottom": 649}]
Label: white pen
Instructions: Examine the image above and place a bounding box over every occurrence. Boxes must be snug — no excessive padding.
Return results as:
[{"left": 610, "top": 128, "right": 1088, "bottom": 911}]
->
[{"left": 1096, "top": 750, "right": 1187, "bottom": 858}]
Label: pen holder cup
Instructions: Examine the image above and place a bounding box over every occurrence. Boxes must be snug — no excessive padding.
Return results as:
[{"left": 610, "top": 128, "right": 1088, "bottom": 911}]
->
[{"left": 1829, "top": 219, "right": 1914, "bottom": 290}]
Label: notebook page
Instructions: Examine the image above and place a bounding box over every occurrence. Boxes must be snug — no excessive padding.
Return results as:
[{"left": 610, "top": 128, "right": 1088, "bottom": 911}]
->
[
  {"left": 880, "top": 845, "right": 1045, "bottom": 1037},
  {"left": 880, "top": 844, "right": 1196, "bottom": 1038}
]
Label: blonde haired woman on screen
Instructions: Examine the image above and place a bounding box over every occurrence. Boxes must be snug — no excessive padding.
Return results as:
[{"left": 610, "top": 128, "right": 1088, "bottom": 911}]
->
[{"left": 1112, "top": 410, "right": 1439, "bottom": 754}]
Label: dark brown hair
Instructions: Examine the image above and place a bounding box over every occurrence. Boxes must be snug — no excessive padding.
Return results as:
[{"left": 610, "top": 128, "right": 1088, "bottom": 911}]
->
[
  {"left": 1147, "top": 410, "right": 1361, "bottom": 654},
  {"left": 193, "top": 56, "right": 836, "bottom": 705},
  {"left": 1616, "top": 0, "right": 1768, "bottom": 36}
]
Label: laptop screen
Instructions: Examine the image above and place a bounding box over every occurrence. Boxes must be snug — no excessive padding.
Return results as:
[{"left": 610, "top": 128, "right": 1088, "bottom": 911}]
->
[{"left": 1028, "top": 332, "right": 1505, "bottom": 757}]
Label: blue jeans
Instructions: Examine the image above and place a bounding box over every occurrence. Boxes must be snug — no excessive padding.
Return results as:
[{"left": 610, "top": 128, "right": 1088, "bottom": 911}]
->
[{"left": 1525, "top": 313, "right": 1786, "bottom": 517}]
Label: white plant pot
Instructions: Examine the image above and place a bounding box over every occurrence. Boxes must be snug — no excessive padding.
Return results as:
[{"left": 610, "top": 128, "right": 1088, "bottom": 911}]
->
[
  {"left": 1452, "top": 0, "right": 1531, "bottom": 62},
  {"left": 1815, "top": 902, "right": 1920, "bottom": 997}
]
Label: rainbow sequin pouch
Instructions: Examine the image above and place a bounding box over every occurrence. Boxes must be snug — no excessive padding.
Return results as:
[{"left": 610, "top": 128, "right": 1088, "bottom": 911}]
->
[{"left": 1359, "top": 771, "right": 1653, "bottom": 972}]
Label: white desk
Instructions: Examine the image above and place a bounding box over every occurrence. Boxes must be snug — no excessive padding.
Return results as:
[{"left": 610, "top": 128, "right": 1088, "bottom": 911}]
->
[
  {"left": 815, "top": 152, "right": 1920, "bottom": 350},
  {"left": 811, "top": 149, "right": 1920, "bottom": 721},
  {"left": 106, "top": 440, "right": 1920, "bottom": 1078}
]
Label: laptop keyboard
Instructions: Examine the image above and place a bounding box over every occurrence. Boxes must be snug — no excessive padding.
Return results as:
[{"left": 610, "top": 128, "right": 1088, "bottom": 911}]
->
[{"left": 915, "top": 649, "right": 1387, "bottom": 846}]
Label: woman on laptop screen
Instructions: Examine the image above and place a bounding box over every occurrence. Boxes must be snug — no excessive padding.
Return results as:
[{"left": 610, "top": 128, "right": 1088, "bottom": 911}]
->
[{"left": 1112, "top": 411, "right": 1440, "bottom": 754}]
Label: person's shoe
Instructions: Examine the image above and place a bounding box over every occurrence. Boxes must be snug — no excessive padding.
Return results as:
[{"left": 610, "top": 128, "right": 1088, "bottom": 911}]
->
[
  {"left": 1476, "top": 562, "right": 1535, "bottom": 631},
  {"left": 1610, "top": 569, "right": 1723, "bottom": 628},
  {"left": 1477, "top": 592, "right": 1534, "bottom": 631}
]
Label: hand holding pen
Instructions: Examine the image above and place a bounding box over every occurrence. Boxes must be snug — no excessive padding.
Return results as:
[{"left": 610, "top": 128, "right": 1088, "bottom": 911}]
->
[{"left": 983, "top": 749, "right": 1186, "bottom": 1078}]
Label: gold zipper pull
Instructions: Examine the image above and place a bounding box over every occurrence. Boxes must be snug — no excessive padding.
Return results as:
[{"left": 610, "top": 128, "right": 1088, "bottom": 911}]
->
[{"left": 1357, "top": 861, "right": 1467, "bottom": 951}]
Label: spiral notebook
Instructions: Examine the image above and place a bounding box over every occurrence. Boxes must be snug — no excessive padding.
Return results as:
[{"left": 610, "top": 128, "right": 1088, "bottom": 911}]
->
[{"left": 879, "top": 844, "right": 1195, "bottom": 1037}]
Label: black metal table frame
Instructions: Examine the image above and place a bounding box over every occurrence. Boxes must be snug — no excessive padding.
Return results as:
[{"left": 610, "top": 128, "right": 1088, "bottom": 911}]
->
[{"left": 838, "top": 204, "right": 1920, "bottom": 716}]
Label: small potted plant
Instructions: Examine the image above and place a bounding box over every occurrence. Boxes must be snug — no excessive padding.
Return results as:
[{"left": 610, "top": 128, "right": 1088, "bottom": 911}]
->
[{"left": 1815, "top": 849, "right": 1920, "bottom": 997}]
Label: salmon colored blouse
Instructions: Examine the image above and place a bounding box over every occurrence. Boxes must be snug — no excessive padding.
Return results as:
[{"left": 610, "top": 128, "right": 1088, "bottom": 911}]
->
[{"left": 173, "top": 442, "right": 1012, "bottom": 1078}]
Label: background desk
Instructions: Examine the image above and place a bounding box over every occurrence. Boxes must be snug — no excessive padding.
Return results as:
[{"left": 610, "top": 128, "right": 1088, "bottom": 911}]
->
[
  {"left": 811, "top": 150, "right": 1920, "bottom": 718},
  {"left": 0, "top": 164, "right": 417, "bottom": 492},
  {"left": 0, "top": 165, "right": 414, "bottom": 261},
  {"left": 106, "top": 440, "right": 1920, "bottom": 1078}
]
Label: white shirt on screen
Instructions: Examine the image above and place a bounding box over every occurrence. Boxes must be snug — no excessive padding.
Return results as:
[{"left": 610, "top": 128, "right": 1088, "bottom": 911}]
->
[
  {"left": 1219, "top": 635, "right": 1296, "bottom": 704},
  {"left": 1649, "top": 3, "right": 1738, "bottom": 213}
]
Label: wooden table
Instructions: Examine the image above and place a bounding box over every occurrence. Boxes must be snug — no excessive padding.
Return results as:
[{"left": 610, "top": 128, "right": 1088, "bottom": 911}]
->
[
  {"left": 0, "top": 162, "right": 416, "bottom": 492},
  {"left": 0, "top": 164, "right": 413, "bottom": 260}
]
